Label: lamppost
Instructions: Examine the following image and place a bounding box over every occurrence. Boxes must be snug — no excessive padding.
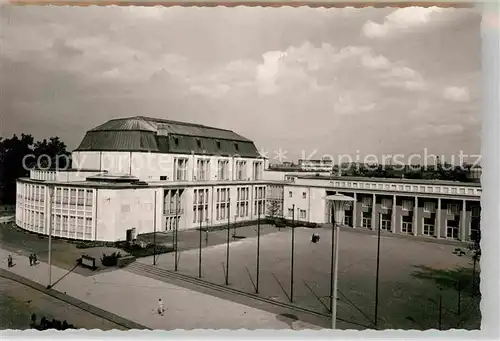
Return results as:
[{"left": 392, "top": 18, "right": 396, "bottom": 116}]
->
[{"left": 323, "top": 193, "right": 355, "bottom": 329}]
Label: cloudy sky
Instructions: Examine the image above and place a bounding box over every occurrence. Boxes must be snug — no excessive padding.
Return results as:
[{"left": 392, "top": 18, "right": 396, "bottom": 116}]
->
[{"left": 0, "top": 6, "right": 481, "bottom": 163}]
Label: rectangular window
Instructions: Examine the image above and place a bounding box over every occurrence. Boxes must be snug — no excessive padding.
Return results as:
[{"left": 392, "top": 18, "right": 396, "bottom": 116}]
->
[
  {"left": 216, "top": 188, "right": 230, "bottom": 221},
  {"left": 288, "top": 208, "right": 294, "bottom": 218},
  {"left": 362, "top": 217, "right": 372, "bottom": 228},
  {"left": 381, "top": 219, "right": 392, "bottom": 232},
  {"left": 289, "top": 191, "right": 293, "bottom": 198},
  {"left": 77, "top": 189, "right": 85, "bottom": 206},
  {"left": 253, "top": 161, "right": 263, "bottom": 180},
  {"left": 424, "top": 202, "right": 435, "bottom": 213},
  {"left": 196, "top": 159, "right": 210, "bottom": 181},
  {"left": 302, "top": 192, "right": 307, "bottom": 199},
  {"left": 70, "top": 189, "right": 77, "bottom": 205},
  {"left": 193, "top": 189, "right": 209, "bottom": 224},
  {"left": 62, "top": 188, "right": 69, "bottom": 204},
  {"left": 402, "top": 200, "right": 413, "bottom": 211},
  {"left": 361, "top": 197, "right": 372, "bottom": 208},
  {"left": 471, "top": 206, "right": 480, "bottom": 218},
  {"left": 381, "top": 198, "right": 392, "bottom": 209},
  {"left": 236, "top": 161, "right": 247, "bottom": 181},
  {"left": 217, "top": 160, "right": 229, "bottom": 180},
  {"left": 423, "top": 217, "right": 435, "bottom": 236},
  {"left": 344, "top": 215, "right": 352, "bottom": 226},
  {"left": 160, "top": 176, "right": 168, "bottom": 181},
  {"left": 174, "top": 158, "right": 188, "bottom": 181},
  {"left": 85, "top": 190, "right": 93, "bottom": 206},
  {"left": 401, "top": 222, "right": 413, "bottom": 234},
  {"left": 447, "top": 204, "right": 459, "bottom": 215},
  {"left": 299, "top": 209, "right": 306, "bottom": 219}
]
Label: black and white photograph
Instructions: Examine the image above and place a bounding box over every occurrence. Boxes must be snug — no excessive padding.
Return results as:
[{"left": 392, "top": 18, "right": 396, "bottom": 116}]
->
[{"left": 0, "top": 4, "right": 483, "bottom": 332}]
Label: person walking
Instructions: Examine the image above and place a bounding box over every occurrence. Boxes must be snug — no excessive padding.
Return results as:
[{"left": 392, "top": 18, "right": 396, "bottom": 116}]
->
[
  {"left": 33, "top": 253, "right": 38, "bottom": 265},
  {"left": 7, "top": 255, "right": 13, "bottom": 268},
  {"left": 29, "top": 254, "right": 33, "bottom": 266},
  {"left": 158, "top": 298, "right": 165, "bottom": 316}
]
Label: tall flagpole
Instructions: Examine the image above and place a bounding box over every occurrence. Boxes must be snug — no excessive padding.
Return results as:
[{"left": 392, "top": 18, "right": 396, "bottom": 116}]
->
[
  {"left": 153, "top": 191, "right": 157, "bottom": 266},
  {"left": 47, "top": 186, "right": 54, "bottom": 289},
  {"left": 290, "top": 203, "right": 295, "bottom": 302},
  {"left": 198, "top": 208, "right": 202, "bottom": 278},
  {"left": 332, "top": 220, "right": 340, "bottom": 329},
  {"left": 256, "top": 202, "right": 261, "bottom": 294},
  {"left": 226, "top": 197, "right": 231, "bottom": 285},
  {"left": 174, "top": 191, "right": 179, "bottom": 271},
  {"left": 329, "top": 204, "right": 334, "bottom": 315},
  {"left": 374, "top": 212, "right": 381, "bottom": 327}
]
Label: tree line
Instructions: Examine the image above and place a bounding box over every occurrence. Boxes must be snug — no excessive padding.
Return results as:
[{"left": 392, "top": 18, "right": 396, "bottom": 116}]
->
[{"left": 0, "top": 134, "right": 70, "bottom": 205}]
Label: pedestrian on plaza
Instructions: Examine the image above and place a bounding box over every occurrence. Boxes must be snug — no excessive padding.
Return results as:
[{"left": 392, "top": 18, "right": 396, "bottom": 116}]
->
[
  {"left": 33, "top": 253, "right": 38, "bottom": 265},
  {"left": 158, "top": 298, "right": 165, "bottom": 316},
  {"left": 7, "top": 255, "right": 13, "bottom": 268},
  {"left": 29, "top": 254, "right": 33, "bottom": 266}
]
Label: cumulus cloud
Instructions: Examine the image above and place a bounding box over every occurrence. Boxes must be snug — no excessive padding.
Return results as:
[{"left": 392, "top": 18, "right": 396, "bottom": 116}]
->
[
  {"left": 362, "top": 7, "right": 452, "bottom": 39},
  {"left": 0, "top": 6, "right": 480, "bottom": 160},
  {"left": 443, "top": 86, "right": 471, "bottom": 102},
  {"left": 416, "top": 123, "right": 465, "bottom": 136}
]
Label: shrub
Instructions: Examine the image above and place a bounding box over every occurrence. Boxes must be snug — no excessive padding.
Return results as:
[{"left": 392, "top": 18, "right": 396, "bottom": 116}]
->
[
  {"left": 116, "top": 242, "right": 173, "bottom": 258},
  {"left": 101, "top": 252, "right": 122, "bottom": 267},
  {"left": 33, "top": 316, "right": 75, "bottom": 331}
]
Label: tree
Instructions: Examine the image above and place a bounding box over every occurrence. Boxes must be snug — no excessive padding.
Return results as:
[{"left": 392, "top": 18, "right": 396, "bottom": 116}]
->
[
  {"left": 0, "top": 134, "right": 70, "bottom": 204},
  {"left": 266, "top": 199, "right": 283, "bottom": 224},
  {"left": 452, "top": 229, "right": 481, "bottom": 296}
]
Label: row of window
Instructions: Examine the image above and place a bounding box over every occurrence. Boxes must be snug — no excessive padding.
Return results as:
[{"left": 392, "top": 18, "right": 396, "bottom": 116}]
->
[
  {"left": 331, "top": 180, "right": 480, "bottom": 196},
  {"left": 51, "top": 214, "right": 93, "bottom": 239},
  {"left": 172, "top": 158, "right": 264, "bottom": 182},
  {"left": 288, "top": 191, "right": 308, "bottom": 199},
  {"left": 353, "top": 196, "right": 480, "bottom": 216},
  {"left": 353, "top": 214, "right": 472, "bottom": 240},
  {"left": 54, "top": 188, "right": 94, "bottom": 206},
  {"left": 287, "top": 208, "right": 307, "bottom": 220}
]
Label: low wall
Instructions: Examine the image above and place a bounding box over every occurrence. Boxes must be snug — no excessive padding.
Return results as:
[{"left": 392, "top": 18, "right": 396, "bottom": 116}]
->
[{"left": 0, "top": 215, "right": 14, "bottom": 224}]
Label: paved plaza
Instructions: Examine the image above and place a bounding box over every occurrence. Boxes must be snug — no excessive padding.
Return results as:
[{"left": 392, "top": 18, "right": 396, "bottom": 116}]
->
[
  {"left": 0, "top": 247, "right": 320, "bottom": 330},
  {"left": 0, "top": 222, "right": 480, "bottom": 330},
  {"left": 145, "top": 225, "right": 480, "bottom": 330}
]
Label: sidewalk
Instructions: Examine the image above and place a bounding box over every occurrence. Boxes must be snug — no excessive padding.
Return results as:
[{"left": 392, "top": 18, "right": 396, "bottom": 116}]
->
[{"left": 0, "top": 248, "right": 321, "bottom": 330}]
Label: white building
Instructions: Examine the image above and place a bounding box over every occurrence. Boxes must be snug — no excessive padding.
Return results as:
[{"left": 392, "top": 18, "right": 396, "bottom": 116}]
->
[
  {"left": 297, "top": 158, "right": 333, "bottom": 172},
  {"left": 16, "top": 117, "right": 268, "bottom": 242},
  {"left": 15, "top": 116, "right": 481, "bottom": 243}
]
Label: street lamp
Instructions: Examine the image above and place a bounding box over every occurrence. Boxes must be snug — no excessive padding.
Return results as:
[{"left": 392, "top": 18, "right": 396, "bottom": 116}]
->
[{"left": 323, "top": 193, "right": 355, "bottom": 329}]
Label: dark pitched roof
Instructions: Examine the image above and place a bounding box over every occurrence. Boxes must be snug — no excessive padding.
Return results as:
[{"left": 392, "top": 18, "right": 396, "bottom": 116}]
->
[{"left": 75, "top": 116, "right": 261, "bottom": 158}]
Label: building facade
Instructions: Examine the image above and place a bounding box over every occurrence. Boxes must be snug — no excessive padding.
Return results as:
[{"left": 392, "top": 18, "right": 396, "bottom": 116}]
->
[
  {"left": 15, "top": 116, "right": 481, "bottom": 243},
  {"left": 280, "top": 175, "right": 481, "bottom": 242}
]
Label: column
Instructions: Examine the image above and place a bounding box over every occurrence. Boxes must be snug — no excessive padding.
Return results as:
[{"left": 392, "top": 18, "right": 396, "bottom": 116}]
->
[
  {"left": 391, "top": 194, "right": 396, "bottom": 233},
  {"left": 413, "top": 197, "right": 418, "bottom": 236},
  {"left": 352, "top": 193, "right": 357, "bottom": 228},
  {"left": 371, "top": 193, "right": 376, "bottom": 230},
  {"left": 436, "top": 198, "right": 441, "bottom": 239},
  {"left": 461, "top": 199, "right": 468, "bottom": 241}
]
